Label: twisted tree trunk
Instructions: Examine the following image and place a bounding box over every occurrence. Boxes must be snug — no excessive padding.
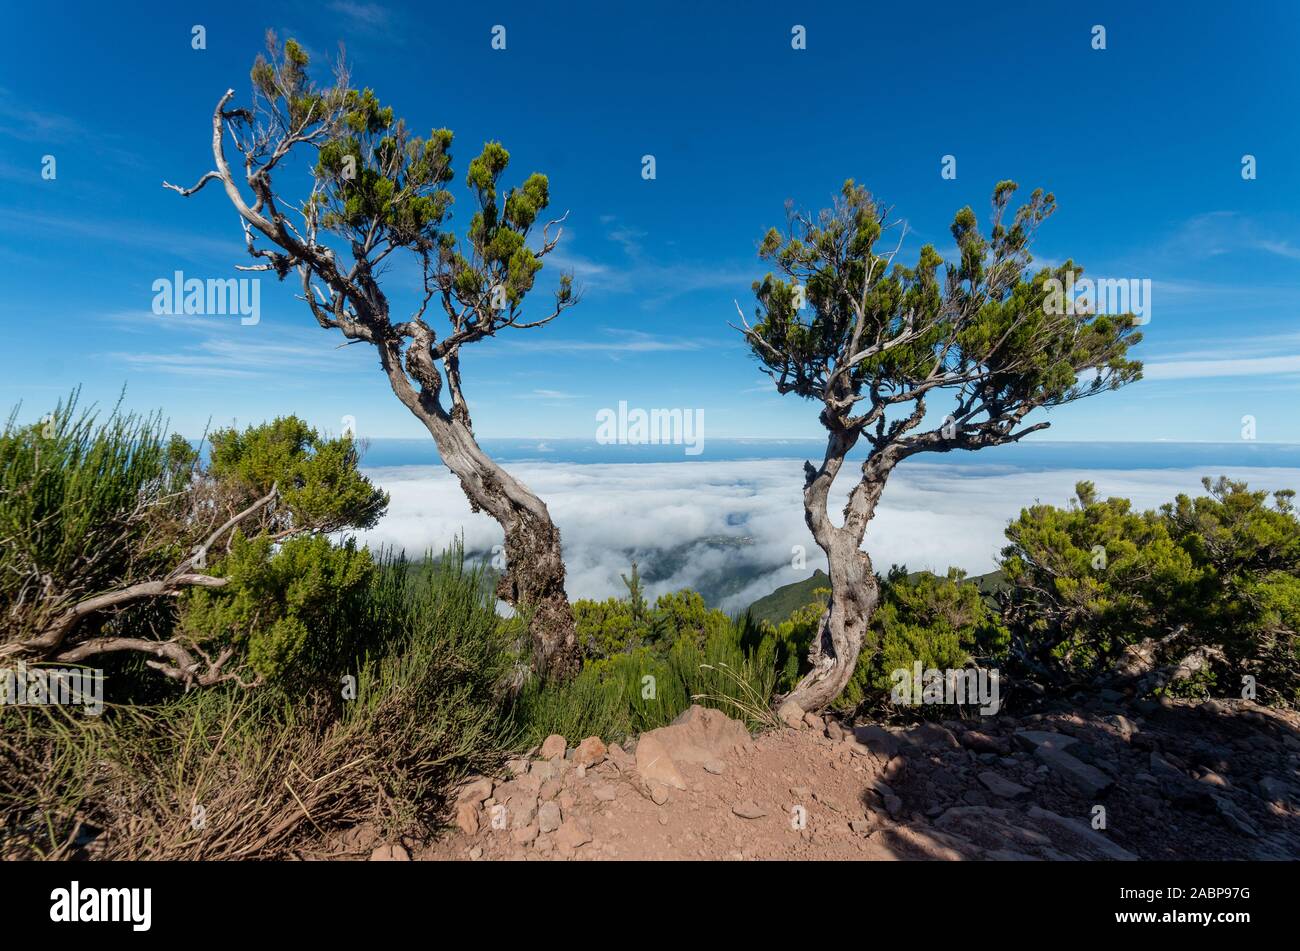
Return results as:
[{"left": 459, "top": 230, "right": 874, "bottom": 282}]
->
[
  {"left": 782, "top": 430, "right": 893, "bottom": 712},
  {"left": 785, "top": 532, "right": 880, "bottom": 712},
  {"left": 378, "top": 343, "right": 579, "bottom": 680}
]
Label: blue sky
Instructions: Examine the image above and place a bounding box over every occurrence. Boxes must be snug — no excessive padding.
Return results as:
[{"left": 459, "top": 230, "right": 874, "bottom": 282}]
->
[{"left": 2, "top": 0, "right": 1298, "bottom": 443}]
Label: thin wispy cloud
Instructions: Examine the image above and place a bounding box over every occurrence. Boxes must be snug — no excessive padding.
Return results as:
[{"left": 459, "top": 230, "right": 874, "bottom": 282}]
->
[
  {"left": 1, "top": 209, "right": 243, "bottom": 263},
  {"left": 532, "top": 388, "right": 583, "bottom": 400},
  {"left": 100, "top": 317, "right": 354, "bottom": 379},
  {"left": 327, "top": 1, "right": 393, "bottom": 31},
  {"left": 1162, "top": 211, "right": 1300, "bottom": 264},
  {"left": 547, "top": 219, "right": 753, "bottom": 306},
  {"left": 0, "top": 88, "right": 142, "bottom": 169},
  {"left": 502, "top": 328, "right": 706, "bottom": 354},
  {"left": 1143, "top": 353, "right": 1300, "bottom": 381}
]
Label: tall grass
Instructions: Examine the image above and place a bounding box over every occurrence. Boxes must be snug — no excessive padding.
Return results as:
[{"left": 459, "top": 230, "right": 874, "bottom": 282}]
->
[
  {"left": 0, "top": 392, "right": 180, "bottom": 647},
  {"left": 509, "top": 613, "right": 779, "bottom": 745}
]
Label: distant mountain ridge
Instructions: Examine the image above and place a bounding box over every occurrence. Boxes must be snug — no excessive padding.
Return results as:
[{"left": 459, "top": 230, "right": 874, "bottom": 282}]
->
[{"left": 746, "top": 567, "right": 1006, "bottom": 626}]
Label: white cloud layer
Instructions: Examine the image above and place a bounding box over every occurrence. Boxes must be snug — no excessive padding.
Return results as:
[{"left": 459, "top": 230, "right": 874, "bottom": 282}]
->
[{"left": 357, "top": 460, "right": 1300, "bottom": 613}]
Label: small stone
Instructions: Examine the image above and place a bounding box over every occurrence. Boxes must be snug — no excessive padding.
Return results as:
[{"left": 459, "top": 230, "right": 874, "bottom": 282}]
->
[
  {"left": 960, "top": 730, "right": 1010, "bottom": 755},
  {"left": 369, "top": 844, "right": 410, "bottom": 861},
  {"left": 511, "top": 823, "right": 538, "bottom": 845},
  {"left": 592, "top": 783, "right": 617, "bottom": 802},
  {"left": 554, "top": 820, "right": 592, "bottom": 851},
  {"left": 1258, "top": 776, "right": 1292, "bottom": 805},
  {"left": 540, "top": 734, "right": 568, "bottom": 760},
  {"left": 777, "top": 699, "right": 805, "bottom": 729},
  {"left": 732, "top": 800, "right": 767, "bottom": 819},
  {"left": 455, "top": 802, "right": 480, "bottom": 835},
  {"left": 1027, "top": 806, "right": 1138, "bottom": 861},
  {"left": 537, "top": 800, "right": 562, "bottom": 834},
  {"left": 468, "top": 846, "right": 483, "bottom": 860},
  {"left": 703, "top": 759, "right": 726, "bottom": 775},
  {"left": 456, "top": 776, "right": 494, "bottom": 805},
  {"left": 635, "top": 734, "right": 687, "bottom": 790},
  {"left": 900, "top": 723, "right": 961, "bottom": 750},
  {"left": 1213, "top": 794, "right": 1259, "bottom": 837},
  {"left": 802, "top": 711, "right": 823, "bottom": 730},
  {"left": 574, "top": 736, "right": 608, "bottom": 767},
  {"left": 1109, "top": 714, "right": 1138, "bottom": 739},
  {"left": 511, "top": 796, "right": 539, "bottom": 829},
  {"left": 854, "top": 725, "right": 901, "bottom": 759},
  {"left": 1197, "top": 770, "right": 1231, "bottom": 790},
  {"left": 647, "top": 781, "right": 670, "bottom": 805},
  {"left": 978, "top": 771, "right": 1031, "bottom": 800},
  {"left": 1149, "top": 751, "right": 1186, "bottom": 781}
]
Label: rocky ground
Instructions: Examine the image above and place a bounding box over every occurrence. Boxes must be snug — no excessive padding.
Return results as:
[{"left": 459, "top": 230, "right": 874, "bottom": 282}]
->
[{"left": 324, "top": 696, "right": 1300, "bottom": 861}]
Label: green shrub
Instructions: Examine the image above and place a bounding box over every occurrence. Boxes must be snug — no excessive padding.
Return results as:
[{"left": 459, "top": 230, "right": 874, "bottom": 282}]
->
[
  {"left": 178, "top": 534, "right": 376, "bottom": 687},
  {"left": 1001, "top": 477, "right": 1300, "bottom": 706},
  {"left": 1, "top": 394, "right": 389, "bottom": 695},
  {"left": 572, "top": 574, "right": 734, "bottom": 659}
]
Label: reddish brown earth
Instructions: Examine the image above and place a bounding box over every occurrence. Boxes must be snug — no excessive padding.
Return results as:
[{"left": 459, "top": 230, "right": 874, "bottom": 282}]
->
[{"left": 325, "top": 698, "right": 1300, "bottom": 862}]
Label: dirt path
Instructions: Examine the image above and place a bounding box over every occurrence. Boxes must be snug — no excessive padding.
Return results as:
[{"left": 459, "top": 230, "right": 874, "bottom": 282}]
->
[{"left": 341, "top": 698, "right": 1300, "bottom": 862}]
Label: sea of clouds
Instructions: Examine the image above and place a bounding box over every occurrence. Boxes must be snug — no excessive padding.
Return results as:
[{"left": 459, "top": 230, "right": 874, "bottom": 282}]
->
[{"left": 356, "top": 460, "right": 1300, "bottom": 613}]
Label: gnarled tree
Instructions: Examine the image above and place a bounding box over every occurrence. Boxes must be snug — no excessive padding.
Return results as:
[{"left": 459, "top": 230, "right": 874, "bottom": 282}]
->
[
  {"left": 737, "top": 180, "right": 1143, "bottom": 711},
  {"left": 165, "top": 35, "right": 581, "bottom": 677}
]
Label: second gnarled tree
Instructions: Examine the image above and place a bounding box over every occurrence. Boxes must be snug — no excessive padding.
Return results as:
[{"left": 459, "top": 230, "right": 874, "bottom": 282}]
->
[
  {"left": 738, "top": 180, "right": 1143, "bottom": 711},
  {"left": 166, "top": 35, "right": 581, "bottom": 678}
]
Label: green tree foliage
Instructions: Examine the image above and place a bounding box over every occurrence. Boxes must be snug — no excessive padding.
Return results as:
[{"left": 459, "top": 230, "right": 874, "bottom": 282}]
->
[
  {"left": 849, "top": 568, "right": 1007, "bottom": 708},
  {"left": 744, "top": 180, "right": 1143, "bottom": 429},
  {"left": 526, "top": 568, "right": 785, "bottom": 739},
  {"left": 621, "top": 560, "right": 647, "bottom": 622},
  {"left": 512, "top": 614, "right": 777, "bottom": 744},
  {"left": 176, "top": 417, "right": 389, "bottom": 686},
  {"left": 739, "top": 179, "right": 1142, "bottom": 711},
  {"left": 572, "top": 577, "right": 731, "bottom": 659},
  {"left": 207, "top": 416, "right": 388, "bottom": 535},
  {"left": 1001, "top": 478, "right": 1300, "bottom": 706}
]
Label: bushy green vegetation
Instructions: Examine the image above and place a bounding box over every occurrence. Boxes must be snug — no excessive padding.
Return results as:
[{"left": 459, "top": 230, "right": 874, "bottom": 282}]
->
[
  {"left": 758, "top": 478, "right": 1300, "bottom": 712},
  {"left": 0, "top": 393, "right": 188, "bottom": 647},
  {"left": 511, "top": 616, "right": 778, "bottom": 745},
  {"left": 1002, "top": 478, "right": 1300, "bottom": 706},
  {"left": 757, "top": 568, "right": 1007, "bottom": 713},
  {"left": 1, "top": 547, "right": 516, "bottom": 860},
  {"left": 1, "top": 393, "right": 388, "bottom": 691},
  {"left": 518, "top": 572, "right": 781, "bottom": 742}
]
